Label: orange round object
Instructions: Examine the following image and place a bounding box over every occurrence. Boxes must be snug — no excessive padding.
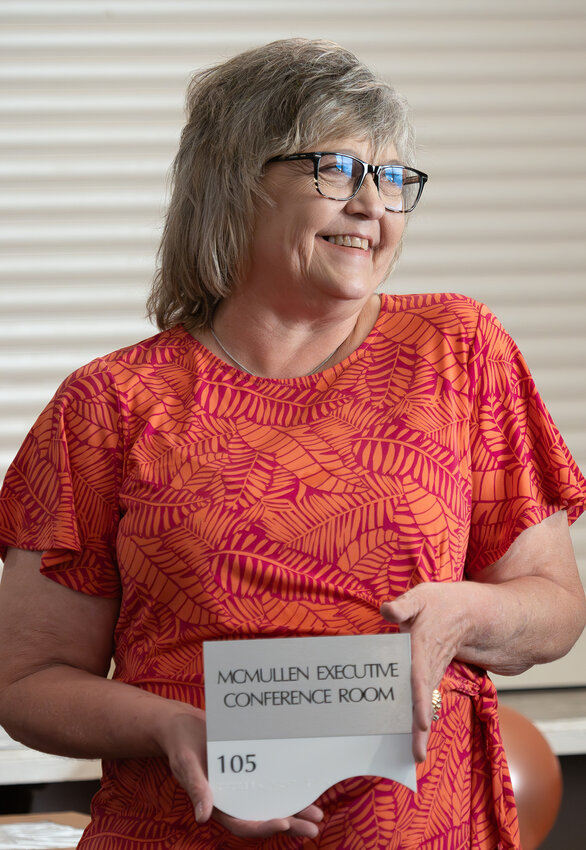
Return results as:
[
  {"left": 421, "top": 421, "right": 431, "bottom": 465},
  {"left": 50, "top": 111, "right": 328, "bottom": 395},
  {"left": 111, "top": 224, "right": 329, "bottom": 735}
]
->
[{"left": 498, "top": 704, "right": 563, "bottom": 850}]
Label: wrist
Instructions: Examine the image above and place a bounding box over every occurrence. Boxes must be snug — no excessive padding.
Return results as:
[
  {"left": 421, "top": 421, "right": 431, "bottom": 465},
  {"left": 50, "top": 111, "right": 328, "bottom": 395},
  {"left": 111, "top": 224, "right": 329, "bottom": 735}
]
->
[
  {"left": 456, "top": 581, "right": 492, "bottom": 651},
  {"left": 151, "top": 699, "right": 206, "bottom": 760}
]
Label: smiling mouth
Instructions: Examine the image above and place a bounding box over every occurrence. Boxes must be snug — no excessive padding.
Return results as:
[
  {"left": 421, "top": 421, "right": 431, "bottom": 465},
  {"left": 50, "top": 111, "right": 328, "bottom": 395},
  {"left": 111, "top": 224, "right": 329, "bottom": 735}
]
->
[{"left": 324, "top": 235, "right": 370, "bottom": 251}]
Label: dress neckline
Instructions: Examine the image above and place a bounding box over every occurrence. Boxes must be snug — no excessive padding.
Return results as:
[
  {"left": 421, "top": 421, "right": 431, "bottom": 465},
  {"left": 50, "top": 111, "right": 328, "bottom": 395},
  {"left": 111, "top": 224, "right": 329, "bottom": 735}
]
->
[{"left": 173, "top": 293, "right": 395, "bottom": 387}]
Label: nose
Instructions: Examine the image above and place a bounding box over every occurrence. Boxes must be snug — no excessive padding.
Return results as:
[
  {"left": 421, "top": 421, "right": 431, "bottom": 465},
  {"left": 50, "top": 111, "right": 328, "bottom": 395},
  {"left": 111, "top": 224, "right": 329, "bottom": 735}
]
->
[{"left": 345, "top": 173, "right": 386, "bottom": 219}]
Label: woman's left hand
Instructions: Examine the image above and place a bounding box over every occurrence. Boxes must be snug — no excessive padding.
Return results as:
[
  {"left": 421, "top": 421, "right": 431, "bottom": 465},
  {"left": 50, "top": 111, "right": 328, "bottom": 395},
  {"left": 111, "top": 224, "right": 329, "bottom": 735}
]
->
[
  {"left": 380, "top": 582, "right": 471, "bottom": 763},
  {"left": 380, "top": 510, "right": 586, "bottom": 765}
]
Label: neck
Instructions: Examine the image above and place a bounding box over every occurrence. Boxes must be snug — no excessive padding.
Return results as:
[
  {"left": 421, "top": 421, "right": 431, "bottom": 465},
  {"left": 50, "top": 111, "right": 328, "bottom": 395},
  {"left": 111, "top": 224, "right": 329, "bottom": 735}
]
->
[{"left": 206, "top": 294, "right": 381, "bottom": 379}]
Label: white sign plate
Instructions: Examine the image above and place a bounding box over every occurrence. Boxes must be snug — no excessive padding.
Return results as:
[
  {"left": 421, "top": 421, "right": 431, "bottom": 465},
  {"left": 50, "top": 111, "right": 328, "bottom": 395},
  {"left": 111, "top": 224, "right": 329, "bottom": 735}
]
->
[{"left": 204, "top": 634, "right": 416, "bottom": 819}]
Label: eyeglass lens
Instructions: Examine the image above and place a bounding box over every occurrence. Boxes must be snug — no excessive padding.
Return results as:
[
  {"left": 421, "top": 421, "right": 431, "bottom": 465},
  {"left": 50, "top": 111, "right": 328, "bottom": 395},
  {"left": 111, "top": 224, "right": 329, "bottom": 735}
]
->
[{"left": 316, "top": 154, "right": 421, "bottom": 212}]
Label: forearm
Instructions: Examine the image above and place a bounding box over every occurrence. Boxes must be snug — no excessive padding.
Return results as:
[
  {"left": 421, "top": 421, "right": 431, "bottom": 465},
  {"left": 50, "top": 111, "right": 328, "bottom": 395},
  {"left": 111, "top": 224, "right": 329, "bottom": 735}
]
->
[
  {"left": 0, "top": 665, "right": 324, "bottom": 839},
  {"left": 0, "top": 664, "right": 202, "bottom": 760},
  {"left": 0, "top": 553, "right": 323, "bottom": 839},
  {"left": 459, "top": 511, "right": 586, "bottom": 675},
  {"left": 457, "top": 574, "right": 586, "bottom": 675},
  {"left": 380, "top": 513, "right": 586, "bottom": 763}
]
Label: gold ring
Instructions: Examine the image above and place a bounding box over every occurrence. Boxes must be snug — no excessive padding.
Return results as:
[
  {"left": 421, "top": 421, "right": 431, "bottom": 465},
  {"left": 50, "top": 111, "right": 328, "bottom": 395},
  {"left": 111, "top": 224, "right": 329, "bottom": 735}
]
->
[{"left": 432, "top": 688, "right": 442, "bottom": 722}]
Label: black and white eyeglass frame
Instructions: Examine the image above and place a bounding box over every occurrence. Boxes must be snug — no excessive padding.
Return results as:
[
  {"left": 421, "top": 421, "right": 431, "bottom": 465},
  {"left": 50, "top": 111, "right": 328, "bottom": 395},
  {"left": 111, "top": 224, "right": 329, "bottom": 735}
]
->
[{"left": 266, "top": 152, "right": 428, "bottom": 213}]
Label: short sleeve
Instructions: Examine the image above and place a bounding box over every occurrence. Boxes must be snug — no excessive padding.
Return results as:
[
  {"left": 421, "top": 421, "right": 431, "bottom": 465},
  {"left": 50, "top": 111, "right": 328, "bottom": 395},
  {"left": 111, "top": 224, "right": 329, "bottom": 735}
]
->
[
  {"left": 465, "top": 303, "right": 586, "bottom": 574},
  {"left": 0, "top": 360, "right": 125, "bottom": 596}
]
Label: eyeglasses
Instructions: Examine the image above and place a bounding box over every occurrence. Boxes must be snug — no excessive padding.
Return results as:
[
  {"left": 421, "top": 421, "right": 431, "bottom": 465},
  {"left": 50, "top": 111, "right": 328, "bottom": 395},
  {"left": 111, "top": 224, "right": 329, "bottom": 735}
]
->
[{"left": 266, "top": 152, "right": 428, "bottom": 213}]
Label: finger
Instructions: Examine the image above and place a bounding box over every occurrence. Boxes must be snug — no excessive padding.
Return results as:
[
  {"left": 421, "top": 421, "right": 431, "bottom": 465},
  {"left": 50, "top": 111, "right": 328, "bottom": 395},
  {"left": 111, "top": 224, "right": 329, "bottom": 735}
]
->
[
  {"left": 285, "top": 804, "right": 324, "bottom": 837},
  {"left": 412, "top": 724, "right": 430, "bottom": 764},
  {"left": 214, "top": 811, "right": 321, "bottom": 840},
  {"left": 214, "top": 812, "right": 289, "bottom": 839},
  {"left": 286, "top": 815, "right": 322, "bottom": 839},
  {"left": 410, "top": 682, "right": 431, "bottom": 763},
  {"left": 412, "top": 686, "right": 431, "bottom": 734},
  {"left": 167, "top": 748, "right": 214, "bottom": 824},
  {"left": 380, "top": 592, "right": 420, "bottom": 626},
  {"left": 408, "top": 638, "right": 436, "bottom": 764},
  {"left": 194, "top": 796, "right": 214, "bottom": 825},
  {"left": 213, "top": 805, "right": 323, "bottom": 839},
  {"left": 295, "top": 804, "right": 324, "bottom": 824},
  {"left": 189, "top": 781, "right": 215, "bottom": 825}
]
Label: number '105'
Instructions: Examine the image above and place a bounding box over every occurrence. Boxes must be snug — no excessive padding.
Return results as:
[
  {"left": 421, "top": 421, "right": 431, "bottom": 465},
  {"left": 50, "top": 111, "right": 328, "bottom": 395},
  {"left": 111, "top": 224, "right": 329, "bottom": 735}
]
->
[{"left": 218, "top": 754, "right": 257, "bottom": 773}]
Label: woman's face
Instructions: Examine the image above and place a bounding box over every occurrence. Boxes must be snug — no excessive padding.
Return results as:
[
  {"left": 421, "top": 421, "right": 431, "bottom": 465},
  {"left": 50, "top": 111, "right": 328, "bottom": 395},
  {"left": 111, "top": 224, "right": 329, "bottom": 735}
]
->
[{"left": 244, "top": 136, "right": 406, "bottom": 313}]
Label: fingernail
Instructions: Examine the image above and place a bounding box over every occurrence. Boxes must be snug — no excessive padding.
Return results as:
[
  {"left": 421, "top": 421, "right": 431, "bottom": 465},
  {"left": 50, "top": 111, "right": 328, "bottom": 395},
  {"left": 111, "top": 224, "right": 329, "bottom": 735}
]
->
[{"left": 195, "top": 802, "right": 204, "bottom": 823}]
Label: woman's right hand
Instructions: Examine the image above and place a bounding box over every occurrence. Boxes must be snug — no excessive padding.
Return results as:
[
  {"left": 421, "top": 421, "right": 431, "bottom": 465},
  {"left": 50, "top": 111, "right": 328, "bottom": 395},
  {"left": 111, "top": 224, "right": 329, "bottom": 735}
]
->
[
  {"left": 159, "top": 707, "right": 324, "bottom": 839},
  {"left": 0, "top": 551, "right": 323, "bottom": 841}
]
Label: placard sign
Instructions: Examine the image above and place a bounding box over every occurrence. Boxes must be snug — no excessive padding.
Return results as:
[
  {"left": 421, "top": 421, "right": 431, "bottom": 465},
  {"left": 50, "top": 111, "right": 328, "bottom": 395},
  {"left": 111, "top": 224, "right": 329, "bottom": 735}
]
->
[{"left": 204, "top": 634, "right": 415, "bottom": 820}]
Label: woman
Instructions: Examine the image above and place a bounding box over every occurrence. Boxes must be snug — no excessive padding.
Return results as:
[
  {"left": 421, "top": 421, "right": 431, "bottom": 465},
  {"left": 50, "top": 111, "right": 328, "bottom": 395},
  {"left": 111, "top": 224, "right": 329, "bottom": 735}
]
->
[{"left": 0, "top": 38, "right": 585, "bottom": 850}]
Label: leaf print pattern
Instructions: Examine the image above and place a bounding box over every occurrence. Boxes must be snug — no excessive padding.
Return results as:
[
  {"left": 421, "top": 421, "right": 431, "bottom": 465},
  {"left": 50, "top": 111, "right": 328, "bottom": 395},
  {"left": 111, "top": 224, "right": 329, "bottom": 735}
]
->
[{"left": 1, "top": 292, "right": 586, "bottom": 849}]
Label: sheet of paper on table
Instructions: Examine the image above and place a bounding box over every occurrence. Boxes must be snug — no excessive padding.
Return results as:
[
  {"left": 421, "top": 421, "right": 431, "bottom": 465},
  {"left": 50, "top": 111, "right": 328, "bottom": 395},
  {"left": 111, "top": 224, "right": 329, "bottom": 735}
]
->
[{"left": 0, "top": 821, "right": 85, "bottom": 849}]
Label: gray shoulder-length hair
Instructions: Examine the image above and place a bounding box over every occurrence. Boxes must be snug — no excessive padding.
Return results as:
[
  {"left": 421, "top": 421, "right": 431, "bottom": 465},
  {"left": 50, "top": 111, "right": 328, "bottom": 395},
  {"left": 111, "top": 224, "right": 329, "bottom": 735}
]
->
[{"left": 148, "top": 38, "right": 416, "bottom": 330}]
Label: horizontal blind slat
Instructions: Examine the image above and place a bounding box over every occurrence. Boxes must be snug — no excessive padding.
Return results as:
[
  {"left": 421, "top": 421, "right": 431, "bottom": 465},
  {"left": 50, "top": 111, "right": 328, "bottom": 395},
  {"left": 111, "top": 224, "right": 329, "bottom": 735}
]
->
[{"left": 1, "top": 0, "right": 584, "bottom": 690}]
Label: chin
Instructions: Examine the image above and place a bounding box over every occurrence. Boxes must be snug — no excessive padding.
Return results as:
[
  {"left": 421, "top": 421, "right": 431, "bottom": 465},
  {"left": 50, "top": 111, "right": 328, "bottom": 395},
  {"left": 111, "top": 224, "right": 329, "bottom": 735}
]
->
[{"left": 325, "top": 276, "right": 380, "bottom": 300}]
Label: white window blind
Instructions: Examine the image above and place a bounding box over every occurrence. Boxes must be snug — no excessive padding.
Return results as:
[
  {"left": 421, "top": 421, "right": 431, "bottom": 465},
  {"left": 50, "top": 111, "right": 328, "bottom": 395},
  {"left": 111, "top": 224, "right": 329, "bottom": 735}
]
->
[{"left": 1, "top": 0, "right": 585, "bottom": 686}]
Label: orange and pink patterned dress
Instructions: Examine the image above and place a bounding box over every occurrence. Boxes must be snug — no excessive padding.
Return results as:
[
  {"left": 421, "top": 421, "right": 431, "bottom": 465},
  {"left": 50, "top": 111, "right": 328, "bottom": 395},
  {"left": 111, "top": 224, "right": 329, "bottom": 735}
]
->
[{"left": 2, "top": 293, "right": 586, "bottom": 849}]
